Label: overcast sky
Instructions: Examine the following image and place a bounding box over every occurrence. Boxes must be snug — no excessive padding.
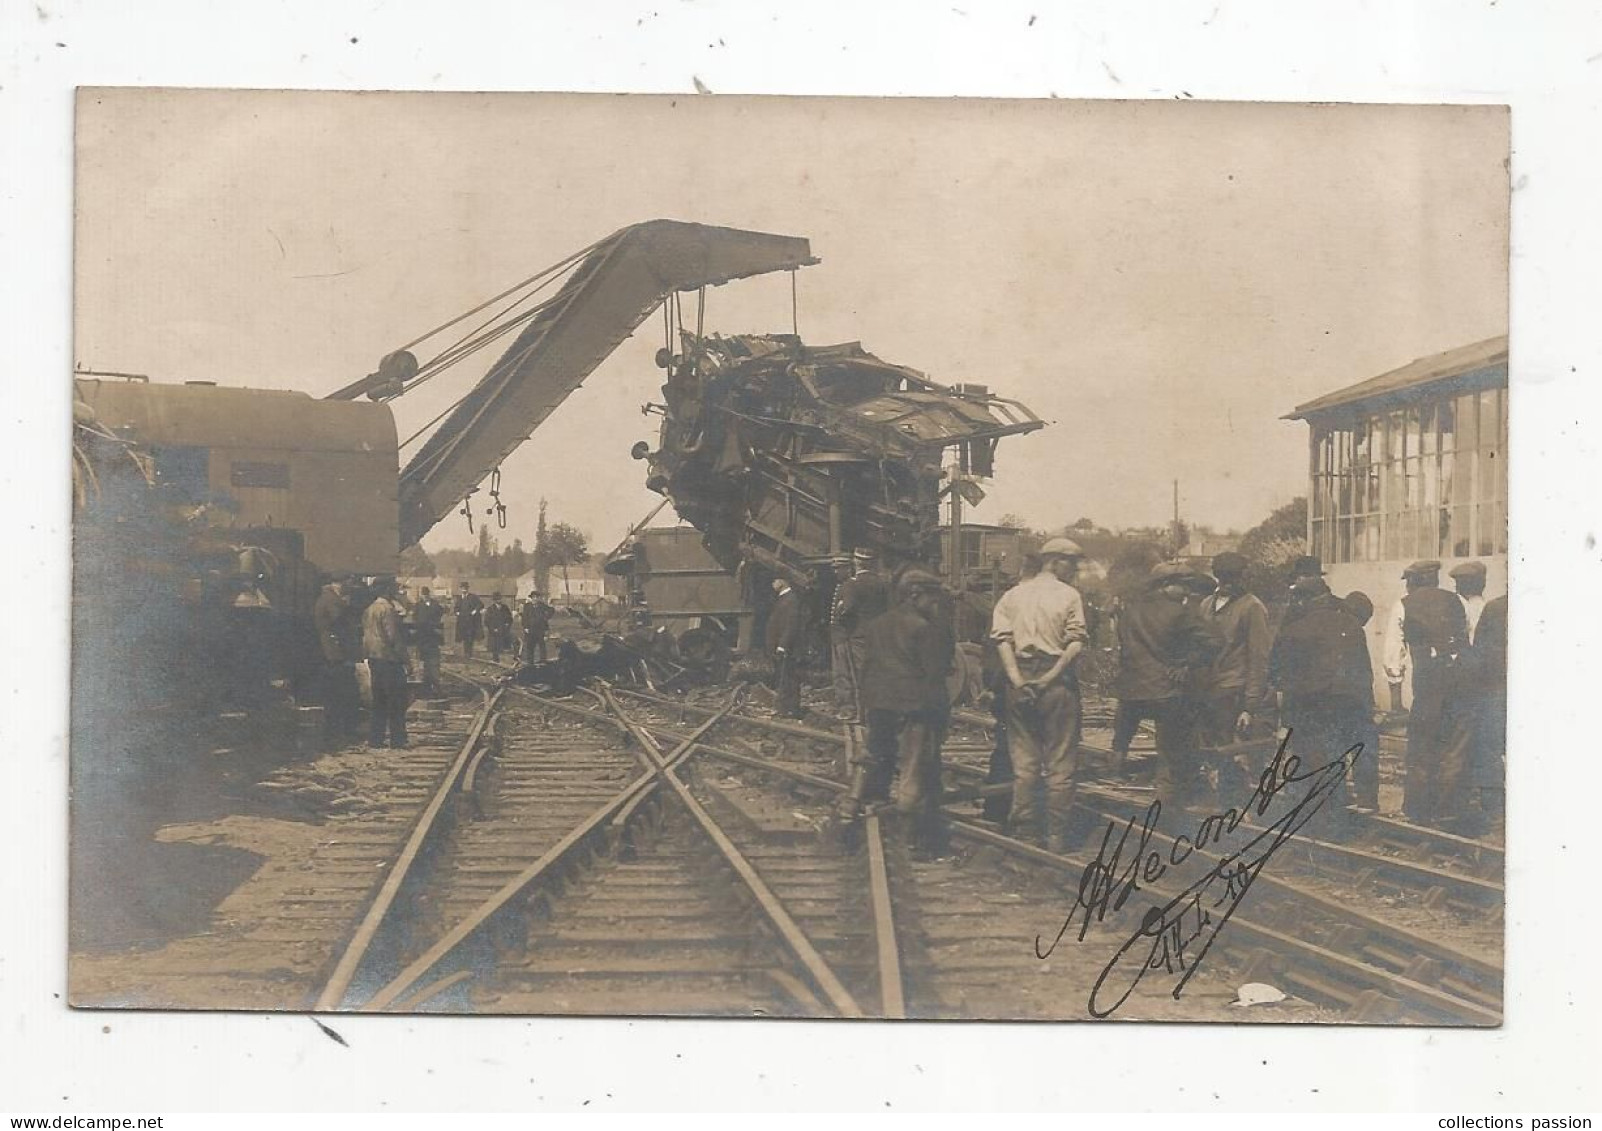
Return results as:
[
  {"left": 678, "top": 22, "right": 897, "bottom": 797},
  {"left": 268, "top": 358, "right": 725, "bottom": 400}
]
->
[{"left": 74, "top": 91, "right": 1507, "bottom": 554}]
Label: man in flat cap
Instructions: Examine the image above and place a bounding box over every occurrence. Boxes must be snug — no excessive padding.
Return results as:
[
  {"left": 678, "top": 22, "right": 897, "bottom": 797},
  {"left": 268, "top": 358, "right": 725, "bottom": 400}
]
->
[
  {"left": 988, "top": 538, "right": 1090, "bottom": 849},
  {"left": 1282, "top": 555, "right": 1326, "bottom": 627},
  {"left": 1195, "top": 551, "right": 1272, "bottom": 793},
  {"left": 1383, "top": 560, "right": 1469, "bottom": 825},
  {"left": 1269, "top": 572, "right": 1376, "bottom": 819},
  {"left": 1113, "top": 561, "right": 1224, "bottom": 814},
  {"left": 766, "top": 576, "right": 808, "bottom": 719},
  {"left": 1451, "top": 560, "right": 1489, "bottom": 644},
  {"left": 830, "top": 549, "right": 889, "bottom": 720},
  {"left": 849, "top": 568, "right": 955, "bottom": 858}
]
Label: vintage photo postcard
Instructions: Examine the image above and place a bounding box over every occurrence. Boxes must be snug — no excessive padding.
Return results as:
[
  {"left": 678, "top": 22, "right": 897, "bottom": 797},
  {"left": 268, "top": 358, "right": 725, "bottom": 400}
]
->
[{"left": 70, "top": 90, "right": 1508, "bottom": 1023}]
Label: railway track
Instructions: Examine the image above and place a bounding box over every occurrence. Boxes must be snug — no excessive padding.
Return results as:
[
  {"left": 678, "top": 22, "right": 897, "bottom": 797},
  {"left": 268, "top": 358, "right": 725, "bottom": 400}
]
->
[
  {"left": 311, "top": 668, "right": 911, "bottom": 1017},
  {"left": 590, "top": 685, "right": 1503, "bottom": 1025}
]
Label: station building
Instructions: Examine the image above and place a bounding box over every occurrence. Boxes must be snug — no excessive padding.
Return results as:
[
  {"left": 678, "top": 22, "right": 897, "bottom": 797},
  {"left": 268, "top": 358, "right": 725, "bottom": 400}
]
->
[{"left": 1286, "top": 335, "right": 1508, "bottom": 698}]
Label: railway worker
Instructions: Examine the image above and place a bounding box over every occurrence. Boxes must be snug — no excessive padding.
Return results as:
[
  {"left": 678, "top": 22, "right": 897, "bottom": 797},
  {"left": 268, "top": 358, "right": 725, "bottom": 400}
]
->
[
  {"left": 312, "top": 574, "right": 361, "bottom": 744},
  {"left": 1382, "top": 561, "right": 1470, "bottom": 826},
  {"left": 519, "top": 591, "right": 554, "bottom": 663},
  {"left": 1195, "top": 551, "right": 1272, "bottom": 795},
  {"left": 849, "top": 569, "right": 954, "bottom": 859},
  {"left": 411, "top": 586, "right": 446, "bottom": 696},
  {"left": 989, "top": 537, "right": 1089, "bottom": 850},
  {"left": 1451, "top": 561, "right": 1489, "bottom": 643},
  {"left": 830, "top": 549, "right": 890, "bottom": 720},
  {"left": 766, "top": 577, "right": 808, "bottom": 719},
  {"left": 1268, "top": 573, "right": 1377, "bottom": 818},
  {"left": 1338, "top": 589, "right": 1382, "bottom": 811},
  {"left": 453, "top": 582, "right": 484, "bottom": 659},
  {"left": 484, "top": 591, "right": 514, "bottom": 662},
  {"left": 1112, "top": 561, "right": 1222, "bottom": 815},
  {"left": 362, "top": 576, "right": 411, "bottom": 749}
]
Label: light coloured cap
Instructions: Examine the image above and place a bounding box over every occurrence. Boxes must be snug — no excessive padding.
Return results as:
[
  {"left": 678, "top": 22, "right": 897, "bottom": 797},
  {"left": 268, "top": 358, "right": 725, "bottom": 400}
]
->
[
  {"left": 771, "top": 578, "right": 789, "bottom": 593},
  {"left": 1231, "top": 982, "right": 1287, "bottom": 1007},
  {"left": 1039, "top": 537, "right": 1085, "bottom": 559}
]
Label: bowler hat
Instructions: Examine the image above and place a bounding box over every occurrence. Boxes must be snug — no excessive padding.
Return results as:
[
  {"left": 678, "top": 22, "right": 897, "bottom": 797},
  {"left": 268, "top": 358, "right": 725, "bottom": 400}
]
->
[{"left": 1288, "top": 555, "right": 1325, "bottom": 579}]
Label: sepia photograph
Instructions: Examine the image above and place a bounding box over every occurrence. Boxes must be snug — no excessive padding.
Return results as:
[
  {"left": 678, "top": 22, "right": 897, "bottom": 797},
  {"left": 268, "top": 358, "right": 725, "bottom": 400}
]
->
[{"left": 69, "top": 89, "right": 1509, "bottom": 1025}]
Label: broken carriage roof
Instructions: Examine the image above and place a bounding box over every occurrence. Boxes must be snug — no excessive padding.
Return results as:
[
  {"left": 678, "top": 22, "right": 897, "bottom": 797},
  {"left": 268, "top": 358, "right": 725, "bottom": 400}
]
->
[{"left": 1285, "top": 334, "right": 1508, "bottom": 422}]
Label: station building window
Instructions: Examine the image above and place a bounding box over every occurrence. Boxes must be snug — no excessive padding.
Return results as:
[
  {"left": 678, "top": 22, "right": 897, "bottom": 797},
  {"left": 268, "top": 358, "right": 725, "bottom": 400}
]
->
[{"left": 1309, "top": 386, "right": 1505, "bottom": 565}]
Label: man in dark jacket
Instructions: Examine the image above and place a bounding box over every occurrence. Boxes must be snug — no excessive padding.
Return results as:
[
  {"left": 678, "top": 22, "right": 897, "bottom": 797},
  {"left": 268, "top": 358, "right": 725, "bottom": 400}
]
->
[
  {"left": 312, "top": 576, "right": 360, "bottom": 744},
  {"left": 830, "top": 549, "right": 890, "bottom": 719},
  {"left": 519, "top": 592, "right": 555, "bottom": 663},
  {"left": 411, "top": 586, "right": 446, "bottom": 695},
  {"left": 1269, "top": 575, "right": 1376, "bottom": 819},
  {"left": 453, "top": 582, "right": 484, "bottom": 659},
  {"left": 851, "top": 569, "right": 954, "bottom": 857},
  {"left": 1195, "top": 551, "right": 1272, "bottom": 793},
  {"left": 766, "top": 577, "right": 808, "bottom": 719},
  {"left": 484, "top": 592, "right": 514, "bottom": 662},
  {"left": 1390, "top": 561, "right": 1470, "bottom": 826},
  {"left": 1464, "top": 592, "right": 1508, "bottom": 832},
  {"left": 1114, "top": 561, "right": 1222, "bottom": 811}
]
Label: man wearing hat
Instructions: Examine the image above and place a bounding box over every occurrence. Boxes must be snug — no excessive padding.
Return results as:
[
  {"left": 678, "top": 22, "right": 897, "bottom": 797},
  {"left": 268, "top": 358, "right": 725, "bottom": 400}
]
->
[
  {"left": 1383, "top": 561, "right": 1469, "bottom": 825},
  {"left": 518, "top": 590, "right": 555, "bottom": 664},
  {"left": 483, "top": 591, "right": 514, "bottom": 663},
  {"left": 1195, "top": 552, "right": 1272, "bottom": 790},
  {"left": 362, "top": 576, "right": 411, "bottom": 749},
  {"left": 988, "top": 537, "right": 1090, "bottom": 849},
  {"left": 849, "top": 568, "right": 955, "bottom": 858},
  {"left": 1451, "top": 561, "right": 1489, "bottom": 643},
  {"left": 411, "top": 585, "right": 446, "bottom": 696},
  {"left": 1282, "top": 555, "right": 1327, "bottom": 627},
  {"left": 453, "top": 581, "right": 484, "bottom": 659},
  {"left": 1113, "top": 560, "right": 1223, "bottom": 813},
  {"left": 1269, "top": 572, "right": 1377, "bottom": 817},
  {"left": 830, "top": 549, "right": 890, "bottom": 719},
  {"left": 766, "top": 576, "right": 808, "bottom": 719}
]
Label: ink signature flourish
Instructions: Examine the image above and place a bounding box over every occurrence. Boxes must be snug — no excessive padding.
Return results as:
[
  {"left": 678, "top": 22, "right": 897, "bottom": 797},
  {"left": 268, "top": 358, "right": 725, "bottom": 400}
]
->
[{"left": 1034, "top": 732, "right": 1361, "bottom": 1018}]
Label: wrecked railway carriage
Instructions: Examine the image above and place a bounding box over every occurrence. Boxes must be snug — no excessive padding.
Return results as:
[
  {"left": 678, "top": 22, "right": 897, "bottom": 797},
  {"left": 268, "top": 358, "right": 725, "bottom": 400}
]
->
[{"left": 631, "top": 332, "right": 1043, "bottom": 590}]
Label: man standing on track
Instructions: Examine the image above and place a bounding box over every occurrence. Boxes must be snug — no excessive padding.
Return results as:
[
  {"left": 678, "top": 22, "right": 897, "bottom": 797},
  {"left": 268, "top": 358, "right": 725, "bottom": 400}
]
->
[
  {"left": 1195, "top": 551, "right": 1271, "bottom": 796},
  {"left": 830, "top": 549, "right": 890, "bottom": 721},
  {"left": 1384, "top": 560, "right": 1469, "bottom": 825},
  {"left": 411, "top": 586, "right": 445, "bottom": 697},
  {"left": 484, "top": 591, "right": 513, "bottom": 663},
  {"left": 766, "top": 576, "right": 808, "bottom": 719},
  {"left": 851, "top": 568, "right": 955, "bottom": 859},
  {"left": 362, "top": 576, "right": 411, "bottom": 750},
  {"left": 312, "top": 574, "right": 361, "bottom": 746},
  {"left": 519, "top": 591, "right": 554, "bottom": 664},
  {"left": 453, "top": 581, "right": 484, "bottom": 659},
  {"left": 988, "top": 537, "right": 1089, "bottom": 851},
  {"left": 1113, "top": 561, "right": 1222, "bottom": 814}
]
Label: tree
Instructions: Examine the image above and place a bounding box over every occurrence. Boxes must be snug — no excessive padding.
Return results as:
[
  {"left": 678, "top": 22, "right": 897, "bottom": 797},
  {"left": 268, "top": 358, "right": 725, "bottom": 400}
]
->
[
  {"left": 543, "top": 521, "right": 589, "bottom": 597},
  {"left": 1070, "top": 517, "right": 1097, "bottom": 533},
  {"left": 1238, "top": 496, "right": 1308, "bottom": 609},
  {"left": 533, "top": 498, "right": 550, "bottom": 591},
  {"left": 994, "top": 512, "right": 1029, "bottom": 531}
]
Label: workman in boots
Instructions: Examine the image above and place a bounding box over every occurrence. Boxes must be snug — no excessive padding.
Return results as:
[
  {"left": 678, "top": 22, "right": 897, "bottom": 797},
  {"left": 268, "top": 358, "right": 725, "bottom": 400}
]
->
[
  {"left": 411, "top": 586, "right": 446, "bottom": 696},
  {"left": 312, "top": 574, "right": 361, "bottom": 744},
  {"left": 484, "top": 591, "right": 513, "bottom": 662},
  {"left": 363, "top": 576, "right": 411, "bottom": 749},
  {"left": 846, "top": 568, "right": 955, "bottom": 859},
  {"left": 830, "top": 549, "right": 889, "bottom": 720},
  {"left": 453, "top": 582, "right": 484, "bottom": 659},
  {"left": 988, "top": 538, "right": 1089, "bottom": 850},
  {"left": 1384, "top": 560, "right": 1469, "bottom": 825},
  {"left": 766, "top": 577, "right": 807, "bottom": 719}
]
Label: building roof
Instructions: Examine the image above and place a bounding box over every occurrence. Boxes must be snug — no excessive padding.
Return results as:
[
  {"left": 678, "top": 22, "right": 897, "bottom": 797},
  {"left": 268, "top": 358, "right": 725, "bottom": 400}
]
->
[{"left": 1285, "top": 335, "right": 1508, "bottom": 422}]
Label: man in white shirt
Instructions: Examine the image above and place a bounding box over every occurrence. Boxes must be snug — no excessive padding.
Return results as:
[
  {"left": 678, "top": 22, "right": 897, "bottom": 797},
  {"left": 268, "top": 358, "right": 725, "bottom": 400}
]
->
[
  {"left": 1451, "top": 561, "right": 1488, "bottom": 643},
  {"left": 989, "top": 537, "right": 1088, "bottom": 850}
]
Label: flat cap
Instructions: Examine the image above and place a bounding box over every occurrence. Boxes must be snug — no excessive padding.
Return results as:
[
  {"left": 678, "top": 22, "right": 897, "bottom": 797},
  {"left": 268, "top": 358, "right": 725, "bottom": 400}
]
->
[
  {"left": 1149, "top": 561, "right": 1207, "bottom": 589},
  {"left": 1039, "top": 537, "right": 1085, "bottom": 559},
  {"left": 1212, "top": 551, "right": 1249, "bottom": 577},
  {"left": 1449, "top": 560, "right": 1487, "bottom": 580},
  {"left": 898, "top": 568, "right": 944, "bottom": 592},
  {"left": 1288, "top": 555, "right": 1325, "bottom": 579},
  {"left": 1341, "top": 590, "right": 1375, "bottom": 624},
  {"left": 1402, "top": 559, "right": 1441, "bottom": 578}
]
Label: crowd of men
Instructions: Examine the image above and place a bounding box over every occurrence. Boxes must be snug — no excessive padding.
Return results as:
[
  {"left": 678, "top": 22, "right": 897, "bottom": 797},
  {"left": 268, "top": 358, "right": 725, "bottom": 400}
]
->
[
  {"left": 309, "top": 577, "right": 557, "bottom": 751},
  {"left": 798, "top": 543, "right": 1507, "bottom": 857}
]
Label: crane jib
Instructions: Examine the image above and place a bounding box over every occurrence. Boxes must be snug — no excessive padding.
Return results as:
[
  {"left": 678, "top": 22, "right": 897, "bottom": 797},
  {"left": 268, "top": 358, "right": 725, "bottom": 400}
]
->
[{"left": 393, "top": 220, "right": 816, "bottom": 549}]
